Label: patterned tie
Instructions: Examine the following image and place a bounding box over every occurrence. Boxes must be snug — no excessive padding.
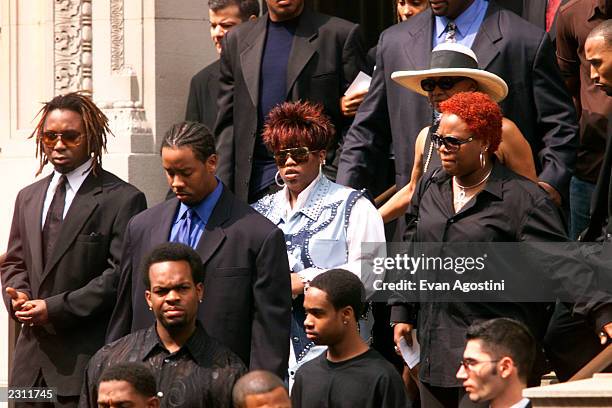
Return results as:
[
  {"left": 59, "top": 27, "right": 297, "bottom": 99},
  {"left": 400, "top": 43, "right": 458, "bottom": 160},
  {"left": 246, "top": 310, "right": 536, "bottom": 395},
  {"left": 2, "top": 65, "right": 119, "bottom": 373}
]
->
[
  {"left": 545, "top": 0, "right": 561, "bottom": 32},
  {"left": 445, "top": 21, "right": 457, "bottom": 43},
  {"left": 174, "top": 208, "right": 200, "bottom": 248},
  {"left": 42, "top": 175, "right": 67, "bottom": 266}
]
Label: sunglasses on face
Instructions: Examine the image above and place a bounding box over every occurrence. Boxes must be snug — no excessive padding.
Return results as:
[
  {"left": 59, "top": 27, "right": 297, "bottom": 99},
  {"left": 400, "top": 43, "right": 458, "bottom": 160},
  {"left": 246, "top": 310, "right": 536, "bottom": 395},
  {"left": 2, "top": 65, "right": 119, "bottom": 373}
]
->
[
  {"left": 41, "top": 130, "right": 83, "bottom": 148},
  {"left": 421, "top": 77, "right": 465, "bottom": 92},
  {"left": 274, "top": 147, "right": 319, "bottom": 167},
  {"left": 431, "top": 132, "right": 474, "bottom": 152}
]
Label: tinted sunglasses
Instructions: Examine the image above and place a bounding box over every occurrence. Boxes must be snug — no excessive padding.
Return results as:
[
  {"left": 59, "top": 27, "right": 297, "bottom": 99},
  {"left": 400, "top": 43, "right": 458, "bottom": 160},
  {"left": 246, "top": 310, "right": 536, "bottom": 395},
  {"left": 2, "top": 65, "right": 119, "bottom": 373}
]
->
[
  {"left": 420, "top": 77, "right": 465, "bottom": 92},
  {"left": 274, "top": 147, "right": 318, "bottom": 167},
  {"left": 41, "top": 130, "right": 83, "bottom": 148},
  {"left": 431, "top": 132, "right": 474, "bottom": 152}
]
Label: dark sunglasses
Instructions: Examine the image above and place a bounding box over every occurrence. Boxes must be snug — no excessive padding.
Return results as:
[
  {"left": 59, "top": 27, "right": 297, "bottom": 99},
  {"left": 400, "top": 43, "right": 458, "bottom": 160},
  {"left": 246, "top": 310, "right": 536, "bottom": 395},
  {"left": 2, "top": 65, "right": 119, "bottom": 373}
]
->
[
  {"left": 274, "top": 147, "right": 318, "bottom": 167},
  {"left": 420, "top": 77, "right": 465, "bottom": 92},
  {"left": 41, "top": 130, "right": 83, "bottom": 148},
  {"left": 431, "top": 132, "right": 474, "bottom": 152}
]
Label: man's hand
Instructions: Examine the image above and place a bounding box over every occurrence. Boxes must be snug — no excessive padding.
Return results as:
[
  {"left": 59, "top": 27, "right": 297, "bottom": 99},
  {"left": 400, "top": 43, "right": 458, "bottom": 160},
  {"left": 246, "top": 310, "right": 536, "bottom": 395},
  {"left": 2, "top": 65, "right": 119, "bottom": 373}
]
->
[
  {"left": 340, "top": 88, "right": 368, "bottom": 117},
  {"left": 393, "top": 323, "right": 414, "bottom": 354},
  {"left": 290, "top": 273, "right": 305, "bottom": 296},
  {"left": 599, "top": 322, "right": 612, "bottom": 345},
  {"left": 14, "top": 299, "right": 49, "bottom": 326},
  {"left": 538, "top": 181, "right": 562, "bottom": 207},
  {"left": 6, "top": 287, "right": 29, "bottom": 312}
]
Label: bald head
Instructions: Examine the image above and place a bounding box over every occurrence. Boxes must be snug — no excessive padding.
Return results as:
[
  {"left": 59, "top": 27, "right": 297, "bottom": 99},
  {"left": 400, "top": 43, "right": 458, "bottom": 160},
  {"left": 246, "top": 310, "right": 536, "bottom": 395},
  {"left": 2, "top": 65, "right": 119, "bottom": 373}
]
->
[
  {"left": 587, "top": 20, "right": 612, "bottom": 47},
  {"left": 232, "top": 371, "right": 290, "bottom": 408},
  {"left": 586, "top": 20, "right": 612, "bottom": 96}
]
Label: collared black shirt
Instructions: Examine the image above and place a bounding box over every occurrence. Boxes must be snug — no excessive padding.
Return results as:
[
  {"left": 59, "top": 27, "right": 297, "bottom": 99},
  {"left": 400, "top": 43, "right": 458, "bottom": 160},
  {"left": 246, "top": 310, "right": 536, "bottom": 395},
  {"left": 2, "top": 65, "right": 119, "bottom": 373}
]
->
[
  {"left": 80, "top": 322, "right": 246, "bottom": 408},
  {"left": 392, "top": 162, "right": 568, "bottom": 387}
]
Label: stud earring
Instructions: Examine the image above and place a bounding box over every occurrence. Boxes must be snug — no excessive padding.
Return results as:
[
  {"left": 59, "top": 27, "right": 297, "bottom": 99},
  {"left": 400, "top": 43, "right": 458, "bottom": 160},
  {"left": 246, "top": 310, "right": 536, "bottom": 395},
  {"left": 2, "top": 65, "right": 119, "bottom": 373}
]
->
[{"left": 148, "top": 307, "right": 152, "bottom": 311}]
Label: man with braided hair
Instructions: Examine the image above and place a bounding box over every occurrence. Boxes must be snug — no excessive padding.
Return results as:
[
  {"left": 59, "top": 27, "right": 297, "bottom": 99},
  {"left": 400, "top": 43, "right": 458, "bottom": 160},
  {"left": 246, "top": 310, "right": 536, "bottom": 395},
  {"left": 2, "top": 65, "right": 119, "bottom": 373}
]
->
[{"left": 1, "top": 92, "right": 147, "bottom": 407}]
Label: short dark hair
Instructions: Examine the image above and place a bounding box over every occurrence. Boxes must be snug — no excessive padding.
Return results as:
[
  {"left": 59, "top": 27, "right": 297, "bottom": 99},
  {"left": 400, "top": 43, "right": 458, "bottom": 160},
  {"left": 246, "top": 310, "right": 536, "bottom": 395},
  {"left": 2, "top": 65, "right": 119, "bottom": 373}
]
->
[
  {"left": 99, "top": 362, "right": 157, "bottom": 398},
  {"left": 588, "top": 20, "right": 612, "bottom": 47},
  {"left": 262, "top": 101, "right": 336, "bottom": 153},
  {"left": 30, "top": 91, "right": 111, "bottom": 177},
  {"left": 466, "top": 318, "right": 536, "bottom": 382},
  {"left": 232, "top": 370, "right": 287, "bottom": 408},
  {"left": 142, "top": 243, "right": 205, "bottom": 289},
  {"left": 208, "top": 0, "right": 261, "bottom": 20},
  {"left": 160, "top": 121, "right": 216, "bottom": 163},
  {"left": 309, "top": 269, "right": 365, "bottom": 322}
]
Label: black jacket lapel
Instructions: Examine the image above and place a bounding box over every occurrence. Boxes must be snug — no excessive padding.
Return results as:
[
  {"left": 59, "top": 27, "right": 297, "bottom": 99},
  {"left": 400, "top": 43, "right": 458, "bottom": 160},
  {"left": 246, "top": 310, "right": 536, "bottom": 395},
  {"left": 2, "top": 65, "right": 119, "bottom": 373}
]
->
[{"left": 240, "top": 16, "right": 268, "bottom": 108}]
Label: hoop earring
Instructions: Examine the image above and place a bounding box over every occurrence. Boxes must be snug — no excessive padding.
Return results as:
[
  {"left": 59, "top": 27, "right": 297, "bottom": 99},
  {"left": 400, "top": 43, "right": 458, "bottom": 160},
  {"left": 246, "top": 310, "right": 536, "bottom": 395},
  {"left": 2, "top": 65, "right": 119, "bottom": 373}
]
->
[
  {"left": 480, "top": 151, "right": 486, "bottom": 169},
  {"left": 275, "top": 171, "right": 285, "bottom": 187}
]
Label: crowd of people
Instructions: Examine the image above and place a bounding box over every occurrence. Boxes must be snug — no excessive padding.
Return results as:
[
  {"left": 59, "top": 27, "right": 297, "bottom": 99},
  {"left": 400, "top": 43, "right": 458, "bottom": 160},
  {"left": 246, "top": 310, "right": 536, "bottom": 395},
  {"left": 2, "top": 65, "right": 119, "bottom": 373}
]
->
[{"left": 2, "top": 0, "right": 612, "bottom": 407}]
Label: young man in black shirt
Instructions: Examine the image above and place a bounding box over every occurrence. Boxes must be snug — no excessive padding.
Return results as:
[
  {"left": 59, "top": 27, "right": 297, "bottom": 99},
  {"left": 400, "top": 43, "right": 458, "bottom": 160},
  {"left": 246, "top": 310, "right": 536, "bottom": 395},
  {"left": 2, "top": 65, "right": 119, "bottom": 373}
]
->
[
  {"left": 81, "top": 243, "right": 246, "bottom": 408},
  {"left": 291, "top": 269, "right": 409, "bottom": 408}
]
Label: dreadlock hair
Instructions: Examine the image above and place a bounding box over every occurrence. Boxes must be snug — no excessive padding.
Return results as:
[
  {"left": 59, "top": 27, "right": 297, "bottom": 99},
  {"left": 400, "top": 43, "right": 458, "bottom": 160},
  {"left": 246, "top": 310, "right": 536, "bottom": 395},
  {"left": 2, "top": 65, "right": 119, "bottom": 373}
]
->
[{"left": 30, "top": 91, "right": 111, "bottom": 176}]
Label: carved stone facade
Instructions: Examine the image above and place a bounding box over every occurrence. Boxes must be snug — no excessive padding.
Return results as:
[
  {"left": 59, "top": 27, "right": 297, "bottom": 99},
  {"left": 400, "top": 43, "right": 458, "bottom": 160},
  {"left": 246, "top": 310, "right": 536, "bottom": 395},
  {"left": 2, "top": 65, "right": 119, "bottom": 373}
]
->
[
  {"left": 54, "top": 0, "right": 93, "bottom": 94},
  {"left": 110, "top": 0, "right": 124, "bottom": 72}
]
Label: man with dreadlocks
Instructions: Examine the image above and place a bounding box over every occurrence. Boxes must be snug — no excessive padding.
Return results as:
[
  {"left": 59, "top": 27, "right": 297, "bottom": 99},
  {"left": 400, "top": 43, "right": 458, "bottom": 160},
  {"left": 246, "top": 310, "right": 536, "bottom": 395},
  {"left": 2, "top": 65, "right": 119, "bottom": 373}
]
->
[{"left": 1, "top": 92, "right": 147, "bottom": 407}]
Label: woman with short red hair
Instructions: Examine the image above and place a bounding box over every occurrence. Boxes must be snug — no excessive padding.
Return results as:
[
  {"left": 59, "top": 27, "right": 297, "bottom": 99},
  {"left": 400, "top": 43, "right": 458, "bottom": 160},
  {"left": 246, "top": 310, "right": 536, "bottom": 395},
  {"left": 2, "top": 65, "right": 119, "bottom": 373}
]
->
[
  {"left": 253, "top": 101, "right": 385, "bottom": 389},
  {"left": 391, "top": 92, "right": 567, "bottom": 406}
]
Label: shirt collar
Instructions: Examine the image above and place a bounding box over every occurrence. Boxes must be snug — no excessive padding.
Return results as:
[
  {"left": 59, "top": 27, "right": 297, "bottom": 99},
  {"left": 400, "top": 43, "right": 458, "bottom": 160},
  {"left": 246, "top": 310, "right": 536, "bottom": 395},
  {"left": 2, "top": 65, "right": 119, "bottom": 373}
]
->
[
  {"left": 174, "top": 178, "right": 223, "bottom": 226},
  {"left": 141, "top": 321, "right": 212, "bottom": 366},
  {"left": 52, "top": 158, "right": 93, "bottom": 193},
  {"left": 432, "top": 159, "right": 505, "bottom": 200},
  {"left": 279, "top": 171, "right": 324, "bottom": 221},
  {"left": 507, "top": 397, "right": 530, "bottom": 408},
  {"left": 436, "top": 0, "right": 485, "bottom": 40}
]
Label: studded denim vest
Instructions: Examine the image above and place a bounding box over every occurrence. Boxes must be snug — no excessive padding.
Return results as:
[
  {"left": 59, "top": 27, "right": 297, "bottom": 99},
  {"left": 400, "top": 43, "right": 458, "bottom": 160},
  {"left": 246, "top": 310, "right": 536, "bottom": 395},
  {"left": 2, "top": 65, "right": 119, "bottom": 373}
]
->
[{"left": 253, "top": 176, "right": 365, "bottom": 361}]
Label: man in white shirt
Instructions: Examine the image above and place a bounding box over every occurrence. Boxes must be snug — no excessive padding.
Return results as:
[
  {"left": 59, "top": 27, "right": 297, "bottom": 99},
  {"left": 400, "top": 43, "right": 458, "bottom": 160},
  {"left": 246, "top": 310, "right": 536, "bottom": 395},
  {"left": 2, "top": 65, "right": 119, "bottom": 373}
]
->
[{"left": 457, "top": 318, "right": 535, "bottom": 408}]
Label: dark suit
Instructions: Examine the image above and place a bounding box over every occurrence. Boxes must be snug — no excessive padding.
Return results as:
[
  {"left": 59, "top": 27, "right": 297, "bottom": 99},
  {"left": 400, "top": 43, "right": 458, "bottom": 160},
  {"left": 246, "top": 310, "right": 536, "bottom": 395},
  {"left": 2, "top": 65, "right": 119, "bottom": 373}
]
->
[
  {"left": 1, "top": 170, "right": 146, "bottom": 397},
  {"left": 215, "top": 8, "right": 367, "bottom": 202},
  {"left": 185, "top": 59, "right": 221, "bottom": 131},
  {"left": 107, "top": 186, "right": 291, "bottom": 378},
  {"left": 337, "top": 1, "right": 578, "bottom": 202}
]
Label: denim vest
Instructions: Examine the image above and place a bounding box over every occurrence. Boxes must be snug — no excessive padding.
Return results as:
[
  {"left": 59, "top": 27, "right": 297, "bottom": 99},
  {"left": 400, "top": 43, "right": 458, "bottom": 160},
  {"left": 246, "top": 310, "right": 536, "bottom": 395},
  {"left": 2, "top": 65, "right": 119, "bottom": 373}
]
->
[{"left": 253, "top": 176, "right": 365, "bottom": 361}]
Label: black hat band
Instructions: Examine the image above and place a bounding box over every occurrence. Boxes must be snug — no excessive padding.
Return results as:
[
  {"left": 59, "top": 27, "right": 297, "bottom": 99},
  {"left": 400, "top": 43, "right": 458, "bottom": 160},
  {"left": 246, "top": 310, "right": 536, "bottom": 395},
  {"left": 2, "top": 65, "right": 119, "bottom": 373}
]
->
[{"left": 429, "top": 50, "right": 478, "bottom": 70}]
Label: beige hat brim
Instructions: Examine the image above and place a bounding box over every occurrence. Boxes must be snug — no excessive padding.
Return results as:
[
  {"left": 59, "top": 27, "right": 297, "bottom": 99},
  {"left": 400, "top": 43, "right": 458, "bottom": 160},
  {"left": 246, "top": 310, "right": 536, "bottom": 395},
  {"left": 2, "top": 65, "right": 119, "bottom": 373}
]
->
[{"left": 391, "top": 68, "right": 509, "bottom": 102}]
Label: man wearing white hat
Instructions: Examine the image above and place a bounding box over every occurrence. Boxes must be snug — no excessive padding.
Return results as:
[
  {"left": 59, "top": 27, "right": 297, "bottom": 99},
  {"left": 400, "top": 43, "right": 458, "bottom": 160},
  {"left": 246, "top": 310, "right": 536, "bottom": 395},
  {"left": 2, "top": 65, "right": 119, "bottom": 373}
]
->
[{"left": 337, "top": 0, "right": 578, "bottom": 210}]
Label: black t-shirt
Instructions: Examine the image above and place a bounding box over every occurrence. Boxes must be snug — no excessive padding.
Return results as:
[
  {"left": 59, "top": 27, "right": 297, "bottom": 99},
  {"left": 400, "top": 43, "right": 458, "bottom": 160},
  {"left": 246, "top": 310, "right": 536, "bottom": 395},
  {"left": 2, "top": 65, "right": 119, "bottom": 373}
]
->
[{"left": 291, "top": 349, "right": 410, "bottom": 408}]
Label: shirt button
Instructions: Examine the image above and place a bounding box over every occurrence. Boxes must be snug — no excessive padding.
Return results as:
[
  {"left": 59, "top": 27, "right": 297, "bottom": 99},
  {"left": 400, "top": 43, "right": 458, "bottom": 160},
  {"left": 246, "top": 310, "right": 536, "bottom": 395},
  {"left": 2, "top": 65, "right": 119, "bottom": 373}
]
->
[
  {"left": 157, "top": 392, "right": 164, "bottom": 398},
  {"left": 164, "top": 358, "right": 170, "bottom": 363},
  {"left": 286, "top": 241, "right": 291, "bottom": 246},
  {"left": 292, "top": 336, "right": 300, "bottom": 343},
  {"left": 449, "top": 219, "right": 454, "bottom": 224}
]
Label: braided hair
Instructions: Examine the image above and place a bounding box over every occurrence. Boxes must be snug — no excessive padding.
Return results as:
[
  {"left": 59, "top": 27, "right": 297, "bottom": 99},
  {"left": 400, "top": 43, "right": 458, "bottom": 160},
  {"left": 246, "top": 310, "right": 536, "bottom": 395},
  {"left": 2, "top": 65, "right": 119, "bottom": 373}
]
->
[{"left": 30, "top": 91, "right": 111, "bottom": 176}]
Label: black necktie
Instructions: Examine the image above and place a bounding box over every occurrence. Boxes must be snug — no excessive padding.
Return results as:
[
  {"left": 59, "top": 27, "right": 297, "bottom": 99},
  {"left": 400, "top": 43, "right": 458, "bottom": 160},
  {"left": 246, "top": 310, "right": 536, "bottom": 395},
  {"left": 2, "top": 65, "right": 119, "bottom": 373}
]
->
[{"left": 42, "top": 175, "right": 67, "bottom": 266}]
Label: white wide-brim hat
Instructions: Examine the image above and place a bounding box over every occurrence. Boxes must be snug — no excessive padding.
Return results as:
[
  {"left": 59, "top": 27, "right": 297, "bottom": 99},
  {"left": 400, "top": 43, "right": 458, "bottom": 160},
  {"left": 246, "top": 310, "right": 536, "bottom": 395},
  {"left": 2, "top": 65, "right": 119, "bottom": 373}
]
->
[{"left": 391, "top": 43, "right": 508, "bottom": 102}]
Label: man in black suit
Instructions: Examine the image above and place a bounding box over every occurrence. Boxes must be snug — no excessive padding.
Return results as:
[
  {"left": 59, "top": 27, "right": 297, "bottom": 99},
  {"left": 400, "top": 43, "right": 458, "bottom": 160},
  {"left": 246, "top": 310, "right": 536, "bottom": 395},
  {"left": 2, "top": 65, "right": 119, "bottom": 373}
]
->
[
  {"left": 337, "top": 0, "right": 579, "bottom": 208},
  {"left": 185, "top": 0, "right": 260, "bottom": 130},
  {"left": 215, "top": 0, "right": 367, "bottom": 203},
  {"left": 107, "top": 121, "right": 291, "bottom": 378},
  {"left": 1, "top": 92, "right": 147, "bottom": 407}
]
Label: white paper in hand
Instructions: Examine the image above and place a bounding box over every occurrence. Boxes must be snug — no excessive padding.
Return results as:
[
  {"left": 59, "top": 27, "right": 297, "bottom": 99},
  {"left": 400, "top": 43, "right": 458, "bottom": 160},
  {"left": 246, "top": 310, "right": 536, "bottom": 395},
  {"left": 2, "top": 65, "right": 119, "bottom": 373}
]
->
[
  {"left": 344, "top": 71, "right": 372, "bottom": 96},
  {"left": 398, "top": 330, "right": 420, "bottom": 369}
]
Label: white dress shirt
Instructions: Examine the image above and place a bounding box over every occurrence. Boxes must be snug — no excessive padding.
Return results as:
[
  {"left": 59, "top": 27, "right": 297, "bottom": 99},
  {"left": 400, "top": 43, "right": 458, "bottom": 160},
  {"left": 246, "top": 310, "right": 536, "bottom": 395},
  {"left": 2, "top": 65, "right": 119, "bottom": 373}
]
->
[{"left": 41, "top": 159, "right": 93, "bottom": 227}]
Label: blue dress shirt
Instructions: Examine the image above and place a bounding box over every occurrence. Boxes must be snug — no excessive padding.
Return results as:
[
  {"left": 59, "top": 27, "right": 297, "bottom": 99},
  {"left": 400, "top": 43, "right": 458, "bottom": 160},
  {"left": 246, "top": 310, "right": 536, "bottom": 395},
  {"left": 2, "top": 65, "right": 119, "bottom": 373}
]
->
[
  {"left": 433, "top": 0, "right": 489, "bottom": 48},
  {"left": 169, "top": 179, "right": 224, "bottom": 248}
]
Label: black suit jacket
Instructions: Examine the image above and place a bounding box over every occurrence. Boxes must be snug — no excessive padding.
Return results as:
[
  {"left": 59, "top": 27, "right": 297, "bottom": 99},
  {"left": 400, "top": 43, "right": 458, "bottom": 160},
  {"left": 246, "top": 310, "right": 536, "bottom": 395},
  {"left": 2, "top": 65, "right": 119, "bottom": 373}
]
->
[
  {"left": 337, "top": 1, "right": 578, "bottom": 200},
  {"left": 185, "top": 59, "right": 221, "bottom": 131},
  {"left": 107, "top": 186, "right": 291, "bottom": 377},
  {"left": 1, "top": 170, "right": 146, "bottom": 396},
  {"left": 215, "top": 8, "right": 367, "bottom": 202}
]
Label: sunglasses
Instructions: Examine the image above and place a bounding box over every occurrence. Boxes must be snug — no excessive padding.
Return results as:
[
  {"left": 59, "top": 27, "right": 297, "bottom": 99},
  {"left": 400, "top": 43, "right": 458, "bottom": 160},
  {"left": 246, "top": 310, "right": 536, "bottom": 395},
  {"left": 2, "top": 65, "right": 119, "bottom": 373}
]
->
[
  {"left": 274, "top": 147, "right": 319, "bottom": 167},
  {"left": 41, "top": 130, "right": 83, "bottom": 148},
  {"left": 431, "top": 132, "right": 474, "bottom": 152},
  {"left": 459, "top": 358, "right": 499, "bottom": 373},
  {"left": 420, "top": 77, "right": 465, "bottom": 92}
]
